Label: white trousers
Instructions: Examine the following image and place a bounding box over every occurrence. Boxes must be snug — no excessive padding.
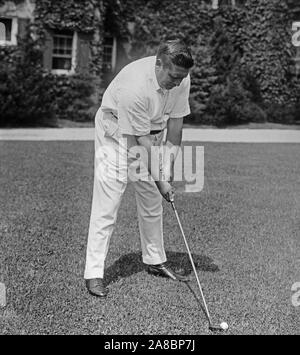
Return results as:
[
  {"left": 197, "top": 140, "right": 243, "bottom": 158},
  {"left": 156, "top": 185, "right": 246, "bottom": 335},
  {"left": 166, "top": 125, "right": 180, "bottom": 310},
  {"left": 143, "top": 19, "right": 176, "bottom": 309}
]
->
[{"left": 84, "top": 109, "right": 167, "bottom": 279}]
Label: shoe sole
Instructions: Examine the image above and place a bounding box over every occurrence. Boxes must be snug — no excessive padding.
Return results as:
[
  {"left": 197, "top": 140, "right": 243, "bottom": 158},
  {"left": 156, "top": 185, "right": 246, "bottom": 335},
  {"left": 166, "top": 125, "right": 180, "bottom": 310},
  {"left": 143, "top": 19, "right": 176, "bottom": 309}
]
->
[
  {"left": 87, "top": 289, "right": 109, "bottom": 298},
  {"left": 147, "top": 269, "right": 188, "bottom": 282}
]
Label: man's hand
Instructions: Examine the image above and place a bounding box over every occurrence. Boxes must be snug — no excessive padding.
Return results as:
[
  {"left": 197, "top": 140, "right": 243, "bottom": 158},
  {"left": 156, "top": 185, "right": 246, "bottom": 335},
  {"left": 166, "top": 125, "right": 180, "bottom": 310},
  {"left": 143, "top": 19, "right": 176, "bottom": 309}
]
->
[
  {"left": 161, "top": 159, "right": 175, "bottom": 183},
  {"left": 156, "top": 181, "right": 175, "bottom": 202}
]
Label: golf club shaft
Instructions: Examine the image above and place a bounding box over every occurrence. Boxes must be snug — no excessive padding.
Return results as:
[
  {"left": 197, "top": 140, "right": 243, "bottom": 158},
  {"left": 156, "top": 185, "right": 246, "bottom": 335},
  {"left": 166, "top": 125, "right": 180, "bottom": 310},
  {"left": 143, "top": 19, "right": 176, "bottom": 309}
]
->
[{"left": 171, "top": 201, "right": 212, "bottom": 324}]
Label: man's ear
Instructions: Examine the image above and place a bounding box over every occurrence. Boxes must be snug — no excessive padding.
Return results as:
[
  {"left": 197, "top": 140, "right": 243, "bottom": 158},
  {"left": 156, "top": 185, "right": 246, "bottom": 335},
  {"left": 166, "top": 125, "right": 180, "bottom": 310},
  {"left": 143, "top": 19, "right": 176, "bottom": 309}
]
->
[{"left": 155, "top": 58, "right": 163, "bottom": 67}]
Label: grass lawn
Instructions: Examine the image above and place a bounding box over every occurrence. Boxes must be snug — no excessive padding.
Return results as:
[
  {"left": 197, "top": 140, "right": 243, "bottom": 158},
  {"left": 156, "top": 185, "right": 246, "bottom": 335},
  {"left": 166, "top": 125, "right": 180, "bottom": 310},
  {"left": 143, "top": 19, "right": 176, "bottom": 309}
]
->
[{"left": 0, "top": 141, "right": 299, "bottom": 335}]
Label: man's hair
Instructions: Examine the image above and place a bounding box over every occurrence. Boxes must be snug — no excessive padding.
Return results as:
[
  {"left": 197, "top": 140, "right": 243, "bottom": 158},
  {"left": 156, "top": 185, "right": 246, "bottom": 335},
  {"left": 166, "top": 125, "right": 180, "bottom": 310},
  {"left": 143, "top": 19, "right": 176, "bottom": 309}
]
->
[{"left": 157, "top": 39, "right": 194, "bottom": 69}]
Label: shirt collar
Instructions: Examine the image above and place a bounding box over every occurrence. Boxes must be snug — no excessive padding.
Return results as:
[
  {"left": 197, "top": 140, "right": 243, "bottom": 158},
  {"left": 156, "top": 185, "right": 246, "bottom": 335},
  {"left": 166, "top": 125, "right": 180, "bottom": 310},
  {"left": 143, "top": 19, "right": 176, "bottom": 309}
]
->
[{"left": 149, "top": 56, "right": 164, "bottom": 93}]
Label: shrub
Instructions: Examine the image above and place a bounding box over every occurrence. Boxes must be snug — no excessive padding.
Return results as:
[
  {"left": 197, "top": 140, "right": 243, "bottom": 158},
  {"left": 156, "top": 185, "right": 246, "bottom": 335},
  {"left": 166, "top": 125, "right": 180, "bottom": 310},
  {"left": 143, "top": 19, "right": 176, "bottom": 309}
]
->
[
  {"left": 200, "top": 77, "right": 267, "bottom": 127},
  {"left": 0, "top": 35, "right": 57, "bottom": 127},
  {"left": 53, "top": 74, "right": 99, "bottom": 122},
  {"left": 264, "top": 103, "right": 300, "bottom": 124}
]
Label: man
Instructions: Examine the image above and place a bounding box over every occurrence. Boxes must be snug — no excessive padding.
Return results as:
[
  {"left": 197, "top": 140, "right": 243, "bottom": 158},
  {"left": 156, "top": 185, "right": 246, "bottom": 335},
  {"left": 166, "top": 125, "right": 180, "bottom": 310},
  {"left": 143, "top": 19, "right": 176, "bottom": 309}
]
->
[{"left": 84, "top": 39, "right": 194, "bottom": 297}]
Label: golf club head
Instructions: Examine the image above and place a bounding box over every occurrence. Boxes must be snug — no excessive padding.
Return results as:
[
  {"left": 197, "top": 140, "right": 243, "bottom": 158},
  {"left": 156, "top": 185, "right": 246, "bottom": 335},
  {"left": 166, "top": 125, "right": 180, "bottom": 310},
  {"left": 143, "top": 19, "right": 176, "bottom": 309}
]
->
[{"left": 209, "top": 324, "right": 226, "bottom": 332}]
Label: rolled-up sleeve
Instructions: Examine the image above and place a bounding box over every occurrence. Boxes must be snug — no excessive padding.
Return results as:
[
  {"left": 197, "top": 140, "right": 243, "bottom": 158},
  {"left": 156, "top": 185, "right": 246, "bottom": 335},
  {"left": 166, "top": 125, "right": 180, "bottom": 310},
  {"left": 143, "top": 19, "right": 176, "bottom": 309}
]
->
[
  {"left": 169, "top": 75, "right": 191, "bottom": 118},
  {"left": 117, "top": 89, "right": 151, "bottom": 136}
]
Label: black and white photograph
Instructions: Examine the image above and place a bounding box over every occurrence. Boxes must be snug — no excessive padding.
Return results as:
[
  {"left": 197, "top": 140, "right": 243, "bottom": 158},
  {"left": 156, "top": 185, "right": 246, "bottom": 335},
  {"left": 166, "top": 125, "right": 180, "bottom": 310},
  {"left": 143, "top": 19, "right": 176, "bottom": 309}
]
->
[{"left": 0, "top": 0, "right": 299, "bottom": 338}]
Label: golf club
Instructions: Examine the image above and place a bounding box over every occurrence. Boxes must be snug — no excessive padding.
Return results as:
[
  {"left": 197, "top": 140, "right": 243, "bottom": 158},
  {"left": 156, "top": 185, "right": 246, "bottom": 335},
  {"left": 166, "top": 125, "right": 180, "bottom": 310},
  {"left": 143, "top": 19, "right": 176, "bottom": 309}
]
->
[{"left": 170, "top": 197, "right": 228, "bottom": 333}]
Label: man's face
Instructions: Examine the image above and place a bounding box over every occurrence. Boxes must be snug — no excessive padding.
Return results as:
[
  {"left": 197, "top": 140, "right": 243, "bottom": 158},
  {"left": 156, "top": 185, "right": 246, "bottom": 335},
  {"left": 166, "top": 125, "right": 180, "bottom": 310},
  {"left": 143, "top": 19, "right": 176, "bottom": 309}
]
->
[{"left": 156, "top": 58, "right": 189, "bottom": 91}]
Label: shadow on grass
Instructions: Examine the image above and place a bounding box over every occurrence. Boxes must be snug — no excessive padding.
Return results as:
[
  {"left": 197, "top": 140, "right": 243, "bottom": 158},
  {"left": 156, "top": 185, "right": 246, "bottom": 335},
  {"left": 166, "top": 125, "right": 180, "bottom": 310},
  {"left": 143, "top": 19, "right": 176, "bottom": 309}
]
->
[{"left": 105, "top": 251, "right": 219, "bottom": 286}]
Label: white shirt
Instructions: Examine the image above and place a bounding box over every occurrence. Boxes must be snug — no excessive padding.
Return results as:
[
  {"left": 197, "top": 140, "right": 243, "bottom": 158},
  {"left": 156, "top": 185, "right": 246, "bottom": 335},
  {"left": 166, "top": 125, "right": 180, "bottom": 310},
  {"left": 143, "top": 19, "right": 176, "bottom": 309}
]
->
[{"left": 101, "top": 56, "right": 191, "bottom": 136}]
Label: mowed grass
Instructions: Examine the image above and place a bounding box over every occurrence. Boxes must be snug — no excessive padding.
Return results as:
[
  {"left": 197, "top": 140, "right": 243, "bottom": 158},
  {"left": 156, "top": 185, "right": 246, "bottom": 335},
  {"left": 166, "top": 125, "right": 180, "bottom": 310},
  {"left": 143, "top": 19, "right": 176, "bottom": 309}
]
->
[{"left": 0, "top": 141, "right": 299, "bottom": 335}]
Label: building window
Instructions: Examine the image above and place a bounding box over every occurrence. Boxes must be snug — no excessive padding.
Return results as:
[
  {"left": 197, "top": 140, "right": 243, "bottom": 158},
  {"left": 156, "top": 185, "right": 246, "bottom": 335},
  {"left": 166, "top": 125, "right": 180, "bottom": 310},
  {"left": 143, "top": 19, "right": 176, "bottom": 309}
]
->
[
  {"left": 0, "top": 17, "right": 18, "bottom": 46},
  {"left": 52, "top": 30, "right": 77, "bottom": 75},
  {"left": 212, "top": 0, "right": 244, "bottom": 9},
  {"left": 212, "top": 0, "right": 219, "bottom": 9},
  {"left": 103, "top": 36, "right": 117, "bottom": 72}
]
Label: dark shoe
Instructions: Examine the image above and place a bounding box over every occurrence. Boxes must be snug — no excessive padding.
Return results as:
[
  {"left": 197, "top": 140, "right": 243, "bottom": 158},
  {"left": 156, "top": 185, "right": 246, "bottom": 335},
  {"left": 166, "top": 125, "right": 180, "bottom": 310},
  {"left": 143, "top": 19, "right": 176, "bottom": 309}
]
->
[
  {"left": 147, "top": 262, "right": 188, "bottom": 282},
  {"left": 86, "top": 278, "right": 108, "bottom": 298}
]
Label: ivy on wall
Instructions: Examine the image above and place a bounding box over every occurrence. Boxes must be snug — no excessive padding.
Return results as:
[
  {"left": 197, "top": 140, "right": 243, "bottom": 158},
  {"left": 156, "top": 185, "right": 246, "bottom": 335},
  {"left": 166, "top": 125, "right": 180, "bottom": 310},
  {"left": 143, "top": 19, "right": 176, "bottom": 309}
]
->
[
  {"left": 115, "top": 0, "right": 299, "bottom": 123},
  {"left": 240, "top": 0, "right": 297, "bottom": 105},
  {"left": 1, "top": 0, "right": 299, "bottom": 125},
  {"left": 33, "top": 0, "right": 108, "bottom": 121},
  {"left": 0, "top": 0, "right": 108, "bottom": 124},
  {"left": 35, "top": 0, "right": 97, "bottom": 32},
  {"left": 33, "top": 0, "right": 105, "bottom": 75}
]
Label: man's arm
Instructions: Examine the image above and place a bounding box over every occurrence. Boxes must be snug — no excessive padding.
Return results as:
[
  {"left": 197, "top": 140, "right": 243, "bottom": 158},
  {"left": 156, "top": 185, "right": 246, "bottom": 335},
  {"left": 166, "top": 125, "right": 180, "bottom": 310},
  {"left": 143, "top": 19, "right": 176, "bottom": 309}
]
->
[
  {"left": 164, "top": 117, "right": 184, "bottom": 181},
  {"left": 166, "top": 116, "right": 183, "bottom": 146},
  {"left": 135, "top": 135, "right": 174, "bottom": 201}
]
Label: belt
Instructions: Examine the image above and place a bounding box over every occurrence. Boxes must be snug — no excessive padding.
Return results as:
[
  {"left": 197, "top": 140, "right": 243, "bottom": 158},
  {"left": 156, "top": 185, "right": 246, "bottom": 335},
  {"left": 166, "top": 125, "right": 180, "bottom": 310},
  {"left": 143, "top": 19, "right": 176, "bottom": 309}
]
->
[{"left": 110, "top": 112, "right": 162, "bottom": 136}]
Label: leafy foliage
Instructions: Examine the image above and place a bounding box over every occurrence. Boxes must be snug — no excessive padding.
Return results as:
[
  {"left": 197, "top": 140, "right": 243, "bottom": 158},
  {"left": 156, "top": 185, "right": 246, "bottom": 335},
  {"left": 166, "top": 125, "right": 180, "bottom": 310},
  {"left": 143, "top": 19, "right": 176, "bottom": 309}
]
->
[
  {"left": 33, "top": 0, "right": 105, "bottom": 123},
  {"left": 52, "top": 74, "right": 99, "bottom": 122},
  {"left": 1, "top": 0, "right": 299, "bottom": 125},
  {"left": 34, "top": 0, "right": 97, "bottom": 32},
  {"left": 0, "top": 33, "right": 57, "bottom": 127},
  {"left": 117, "top": 0, "right": 299, "bottom": 125},
  {"left": 240, "top": 0, "right": 296, "bottom": 105}
]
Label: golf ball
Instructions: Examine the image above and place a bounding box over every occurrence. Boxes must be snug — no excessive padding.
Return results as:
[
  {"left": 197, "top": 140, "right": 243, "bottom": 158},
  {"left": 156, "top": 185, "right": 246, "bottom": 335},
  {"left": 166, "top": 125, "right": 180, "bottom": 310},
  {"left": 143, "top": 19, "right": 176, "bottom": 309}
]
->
[{"left": 220, "top": 322, "right": 229, "bottom": 330}]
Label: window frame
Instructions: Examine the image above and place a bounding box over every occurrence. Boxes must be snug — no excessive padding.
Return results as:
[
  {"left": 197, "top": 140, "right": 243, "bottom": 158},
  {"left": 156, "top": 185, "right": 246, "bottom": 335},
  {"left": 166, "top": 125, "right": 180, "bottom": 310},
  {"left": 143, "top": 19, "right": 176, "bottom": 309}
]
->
[
  {"left": 212, "top": 0, "right": 239, "bottom": 9},
  {"left": 212, "top": 0, "right": 219, "bottom": 10},
  {"left": 51, "top": 31, "right": 78, "bottom": 75},
  {"left": 0, "top": 17, "right": 18, "bottom": 46},
  {"left": 103, "top": 36, "right": 117, "bottom": 73}
]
